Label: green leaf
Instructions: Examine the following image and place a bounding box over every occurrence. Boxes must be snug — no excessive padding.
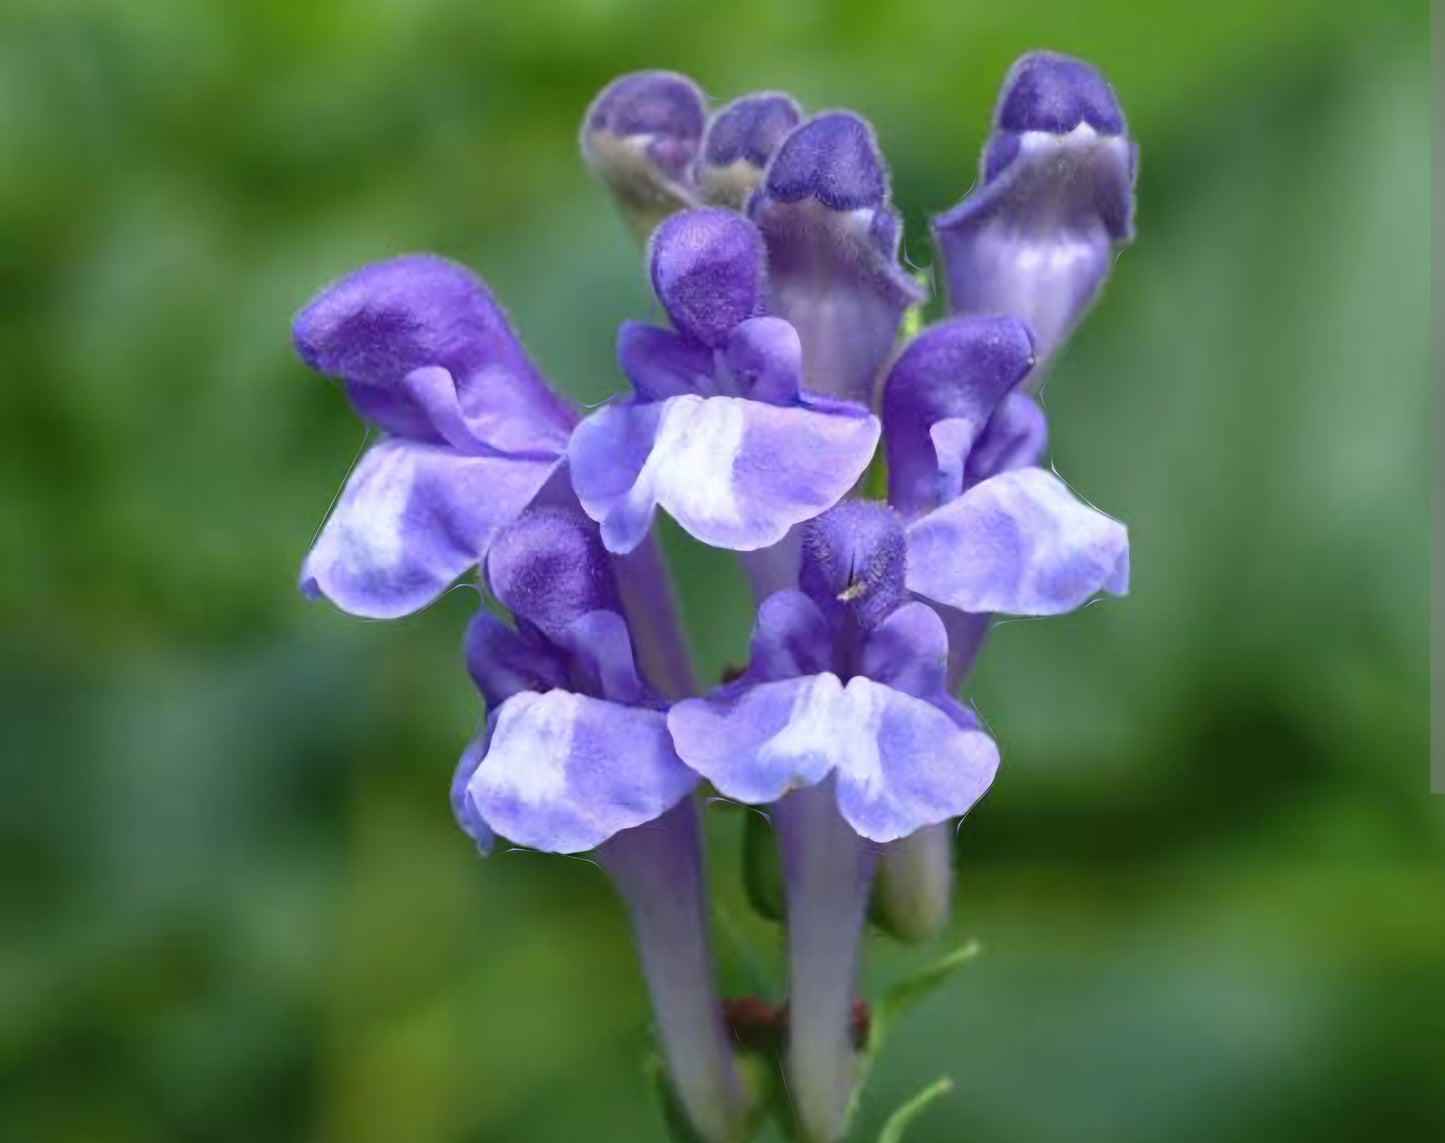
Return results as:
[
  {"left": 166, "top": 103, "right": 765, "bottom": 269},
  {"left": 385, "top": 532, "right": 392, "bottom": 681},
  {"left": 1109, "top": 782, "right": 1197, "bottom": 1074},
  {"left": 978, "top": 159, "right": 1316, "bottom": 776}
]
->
[
  {"left": 845, "top": 941, "right": 981, "bottom": 1127},
  {"left": 876, "top": 1077, "right": 954, "bottom": 1143},
  {"left": 742, "top": 808, "right": 785, "bottom": 923},
  {"left": 872, "top": 940, "right": 981, "bottom": 1045}
]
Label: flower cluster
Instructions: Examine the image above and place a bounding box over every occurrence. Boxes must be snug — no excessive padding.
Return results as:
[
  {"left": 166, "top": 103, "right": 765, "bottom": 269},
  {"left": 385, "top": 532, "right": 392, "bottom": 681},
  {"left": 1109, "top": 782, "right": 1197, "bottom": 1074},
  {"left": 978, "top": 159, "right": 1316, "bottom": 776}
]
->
[{"left": 293, "top": 52, "right": 1135, "bottom": 1143}]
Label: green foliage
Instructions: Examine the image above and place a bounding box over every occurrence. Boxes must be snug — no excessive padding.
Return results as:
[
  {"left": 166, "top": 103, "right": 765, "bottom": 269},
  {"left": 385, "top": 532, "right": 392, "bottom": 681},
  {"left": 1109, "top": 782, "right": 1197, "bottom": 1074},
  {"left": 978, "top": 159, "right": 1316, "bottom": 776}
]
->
[{"left": 876, "top": 1078, "right": 953, "bottom": 1143}]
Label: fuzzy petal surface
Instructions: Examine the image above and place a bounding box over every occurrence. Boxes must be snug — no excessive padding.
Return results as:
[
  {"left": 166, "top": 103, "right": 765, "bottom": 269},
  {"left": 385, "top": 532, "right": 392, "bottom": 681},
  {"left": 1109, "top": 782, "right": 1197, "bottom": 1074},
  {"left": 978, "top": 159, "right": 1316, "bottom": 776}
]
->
[
  {"left": 750, "top": 112, "right": 925, "bottom": 404},
  {"left": 934, "top": 53, "right": 1136, "bottom": 367},
  {"left": 293, "top": 254, "right": 571, "bottom": 449}
]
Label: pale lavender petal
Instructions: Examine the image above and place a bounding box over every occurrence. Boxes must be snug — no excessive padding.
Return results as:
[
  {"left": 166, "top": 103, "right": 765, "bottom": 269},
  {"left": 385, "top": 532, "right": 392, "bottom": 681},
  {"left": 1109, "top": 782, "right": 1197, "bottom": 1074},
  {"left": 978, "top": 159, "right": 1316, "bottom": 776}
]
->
[
  {"left": 933, "top": 53, "right": 1136, "bottom": 368},
  {"left": 829, "top": 676, "right": 1000, "bottom": 842},
  {"left": 750, "top": 112, "right": 925, "bottom": 405},
  {"left": 570, "top": 394, "right": 879, "bottom": 553},
  {"left": 616, "top": 321, "right": 714, "bottom": 400},
  {"left": 881, "top": 314, "right": 1035, "bottom": 515},
  {"left": 293, "top": 254, "right": 572, "bottom": 449},
  {"left": 301, "top": 439, "right": 559, "bottom": 618},
  {"left": 670, "top": 673, "right": 999, "bottom": 842},
  {"left": 668, "top": 675, "right": 837, "bottom": 804},
  {"left": 471, "top": 690, "right": 696, "bottom": 853},
  {"left": 650, "top": 209, "right": 765, "bottom": 348},
  {"left": 906, "top": 466, "right": 1129, "bottom": 616},
  {"left": 566, "top": 400, "right": 664, "bottom": 554}
]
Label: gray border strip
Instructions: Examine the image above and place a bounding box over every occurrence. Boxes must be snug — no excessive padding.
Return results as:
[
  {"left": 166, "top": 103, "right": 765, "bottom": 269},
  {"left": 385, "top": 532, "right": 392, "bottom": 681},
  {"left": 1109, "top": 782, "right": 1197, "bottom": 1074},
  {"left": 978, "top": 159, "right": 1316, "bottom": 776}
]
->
[{"left": 1433, "top": 2, "right": 1442, "bottom": 791}]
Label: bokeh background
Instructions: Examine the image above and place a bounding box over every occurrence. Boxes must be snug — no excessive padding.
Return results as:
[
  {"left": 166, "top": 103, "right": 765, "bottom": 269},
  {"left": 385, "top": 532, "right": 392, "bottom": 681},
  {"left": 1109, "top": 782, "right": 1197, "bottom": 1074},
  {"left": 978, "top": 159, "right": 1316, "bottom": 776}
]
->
[{"left": 1, "top": 1, "right": 1434, "bottom": 1140}]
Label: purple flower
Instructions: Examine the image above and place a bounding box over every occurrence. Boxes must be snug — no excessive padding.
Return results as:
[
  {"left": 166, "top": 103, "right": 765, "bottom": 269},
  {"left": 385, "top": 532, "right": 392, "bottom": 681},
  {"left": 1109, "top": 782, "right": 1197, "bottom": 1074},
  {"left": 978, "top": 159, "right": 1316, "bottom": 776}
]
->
[
  {"left": 933, "top": 52, "right": 1137, "bottom": 372},
  {"left": 451, "top": 508, "right": 750, "bottom": 1142},
  {"left": 670, "top": 503, "right": 999, "bottom": 843},
  {"left": 882, "top": 312, "right": 1130, "bottom": 622},
  {"left": 873, "top": 310, "right": 1128, "bottom": 946},
  {"left": 750, "top": 112, "right": 925, "bottom": 406},
  {"left": 568, "top": 208, "right": 880, "bottom": 554},
  {"left": 581, "top": 70, "right": 708, "bottom": 239},
  {"left": 451, "top": 508, "right": 695, "bottom": 854},
  {"left": 294, "top": 255, "right": 575, "bottom": 619},
  {"left": 670, "top": 504, "right": 998, "bottom": 1141}
]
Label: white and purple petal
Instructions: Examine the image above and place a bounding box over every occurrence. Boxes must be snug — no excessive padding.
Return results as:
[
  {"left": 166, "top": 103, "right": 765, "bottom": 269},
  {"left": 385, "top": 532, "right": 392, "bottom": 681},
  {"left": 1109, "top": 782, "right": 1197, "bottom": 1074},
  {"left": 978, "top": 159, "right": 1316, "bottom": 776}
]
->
[
  {"left": 568, "top": 394, "right": 880, "bottom": 554},
  {"left": 933, "top": 52, "right": 1136, "bottom": 369},
  {"left": 905, "top": 465, "right": 1129, "bottom": 616},
  {"left": 749, "top": 112, "right": 926, "bottom": 405},
  {"left": 829, "top": 677, "right": 999, "bottom": 843},
  {"left": 669, "top": 673, "right": 999, "bottom": 843},
  {"left": 469, "top": 690, "right": 697, "bottom": 854},
  {"left": 301, "top": 438, "right": 560, "bottom": 618}
]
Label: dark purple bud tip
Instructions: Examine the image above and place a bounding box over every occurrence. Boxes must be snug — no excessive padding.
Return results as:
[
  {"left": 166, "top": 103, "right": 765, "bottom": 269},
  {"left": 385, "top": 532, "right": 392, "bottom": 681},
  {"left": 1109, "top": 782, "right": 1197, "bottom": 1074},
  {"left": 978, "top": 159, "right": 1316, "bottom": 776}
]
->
[
  {"left": 650, "top": 208, "right": 765, "bottom": 347},
  {"left": 704, "top": 93, "right": 803, "bottom": 169},
  {"left": 486, "top": 508, "right": 619, "bottom": 637},
  {"left": 996, "top": 52, "right": 1125, "bottom": 137},
  {"left": 800, "top": 501, "right": 908, "bottom": 631},
  {"left": 584, "top": 70, "right": 707, "bottom": 180},
  {"left": 765, "top": 111, "right": 887, "bottom": 211}
]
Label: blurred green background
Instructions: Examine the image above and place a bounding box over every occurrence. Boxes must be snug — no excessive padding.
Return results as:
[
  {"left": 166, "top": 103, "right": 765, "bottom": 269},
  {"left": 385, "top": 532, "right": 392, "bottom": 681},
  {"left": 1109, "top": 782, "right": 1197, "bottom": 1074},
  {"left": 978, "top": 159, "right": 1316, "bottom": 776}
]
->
[{"left": 0, "top": 1, "right": 1434, "bottom": 1140}]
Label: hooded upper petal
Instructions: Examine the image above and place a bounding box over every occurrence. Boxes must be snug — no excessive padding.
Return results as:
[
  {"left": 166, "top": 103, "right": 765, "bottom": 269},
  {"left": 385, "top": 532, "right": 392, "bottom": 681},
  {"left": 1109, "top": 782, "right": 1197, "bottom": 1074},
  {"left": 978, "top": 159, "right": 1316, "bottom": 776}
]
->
[
  {"left": 568, "top": 393, "right": 880, "bottom": 553},
  {"left": 933, "top": 52, "right": 1136, "bottom": 370},
  {"left": 301, "top": 438, "right": 560, "bottom": 618},
  {"left": 469, "top": 690, "right": 696, "bottom": 853},
  {"left": 293, "top": 254, "right": 573, "bottom": 452},
  {"left": 881, "top": 314, "right": 1036, "bottom": 516},
  {"left": 905, "top": 465, "right": 1129, "bottom": 615},
  {"left": 749, "top": 112, "right": 925, "bottom": 405}
]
